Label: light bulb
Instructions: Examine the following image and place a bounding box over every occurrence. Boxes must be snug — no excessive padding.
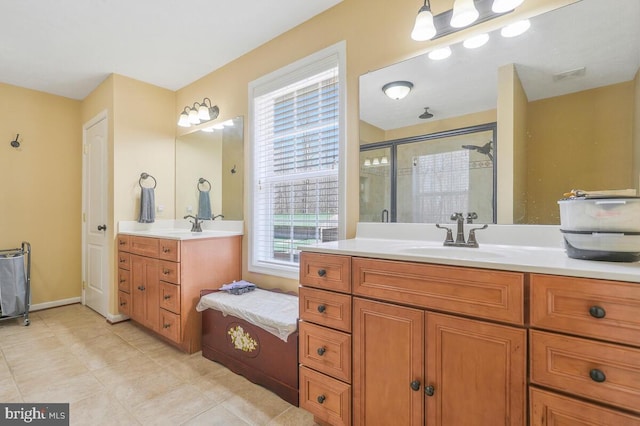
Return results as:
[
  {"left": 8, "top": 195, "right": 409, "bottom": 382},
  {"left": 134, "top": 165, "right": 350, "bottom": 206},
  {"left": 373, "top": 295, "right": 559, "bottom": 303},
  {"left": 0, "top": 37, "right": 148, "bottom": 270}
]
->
[
  {"left": 411, "top": 4, "right": 437, "bottom": 41},
  {"left": 463, "top": 33, "right": 490, "bottom": 49},
  {"left": 501, "top": 19, "right": 531, "bottom": 38},
  {"left": 364, "top": 158, "right": 371, "bottom": 167},
  {"left": 188, "top": 109, "right": 200, "bottom": 124},
  {"left": 381, "top": 156, "right": 389, "bottom": 165},
  {"left": 492, "top": 0, "right": 524, "bottom": 13},
  {"left": 372, "top": 158, "right": 380, "bottom": 166},
  {"left": 428, "top": 46, "right": 452, "bottom": 60},
  {"left": 197, "top": 104, "right": 211, "bottom": 121},
  {"left": 177, "top": 113, "right": 190, "bottom": 127},
  {"left": 450, "top": 0, "right": 479, "bottom": 28}
]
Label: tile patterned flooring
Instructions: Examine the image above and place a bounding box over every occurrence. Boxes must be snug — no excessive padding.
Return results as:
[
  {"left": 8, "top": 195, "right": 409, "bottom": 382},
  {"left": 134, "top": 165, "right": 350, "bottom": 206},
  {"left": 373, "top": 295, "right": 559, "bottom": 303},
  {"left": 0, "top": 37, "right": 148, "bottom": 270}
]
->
[{"left": 0, "top": 304, "right": 316, "bottom": 425}]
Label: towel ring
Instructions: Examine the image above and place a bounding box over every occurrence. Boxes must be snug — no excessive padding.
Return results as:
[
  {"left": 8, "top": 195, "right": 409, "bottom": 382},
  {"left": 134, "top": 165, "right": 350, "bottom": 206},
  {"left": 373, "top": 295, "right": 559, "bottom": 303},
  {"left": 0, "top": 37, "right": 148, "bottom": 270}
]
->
[
  {"left": 197, "top": 177, "right": 211, "bottom": 192},
  {"left": 139, "top": 172, "right": 157, "bottom": 189}
]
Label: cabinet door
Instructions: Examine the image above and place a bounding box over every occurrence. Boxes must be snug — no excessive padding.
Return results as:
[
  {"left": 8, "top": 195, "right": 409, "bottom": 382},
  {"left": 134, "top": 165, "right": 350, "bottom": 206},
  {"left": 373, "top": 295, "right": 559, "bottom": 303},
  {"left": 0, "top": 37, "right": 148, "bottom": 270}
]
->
[
  {"left": 425, "top": 312, "right": 526, "bottom": 426},
  {"left": 131, "top": 254, "right": 159, "bottom": 331},
  {"left": 353, "top": 297, "right": 424, "bottom": 426}
]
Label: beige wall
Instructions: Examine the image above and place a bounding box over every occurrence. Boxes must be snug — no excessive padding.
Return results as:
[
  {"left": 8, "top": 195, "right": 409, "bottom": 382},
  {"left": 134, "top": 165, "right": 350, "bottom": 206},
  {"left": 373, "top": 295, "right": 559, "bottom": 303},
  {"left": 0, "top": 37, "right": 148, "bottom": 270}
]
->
[
  {"left": 526, "top": 81, "right": 635, "bottom": 224},
  {"left": 0, "top": 83, "right": 82, "bottom": 305},
  {"left": 634, "top": 69, "right": 640, "bottom": 190}
]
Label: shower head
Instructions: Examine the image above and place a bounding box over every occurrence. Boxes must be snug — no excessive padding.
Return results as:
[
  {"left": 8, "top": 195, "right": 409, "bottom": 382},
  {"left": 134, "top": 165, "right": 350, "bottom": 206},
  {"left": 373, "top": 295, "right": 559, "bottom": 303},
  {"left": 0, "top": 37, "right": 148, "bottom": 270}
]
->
[
  {"left": 462, "top": 141, "right": 493, "bottom": 161},
  {"left": 419, "top": 107, "right": 433, "bottom": 119}
]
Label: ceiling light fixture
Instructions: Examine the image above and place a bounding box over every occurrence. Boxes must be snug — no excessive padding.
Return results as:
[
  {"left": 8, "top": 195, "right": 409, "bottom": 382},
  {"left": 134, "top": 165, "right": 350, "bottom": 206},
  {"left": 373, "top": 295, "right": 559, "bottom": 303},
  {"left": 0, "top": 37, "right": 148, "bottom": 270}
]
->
[
  {"left": 463, "top": 33, "right": 490, "bottom": 48},
  {"left": 450, "top": 0, "right": 480, "bottom": 28},
  {"left": 492, "top": 0, "right": 524, "bottom": 13},
  {"left": 177, "top": 98, "right": 220, "bottom": 128},
  {"left": 382, "top": 81, "right": 414, "bottom": 100},
  {"left": 411, "top": 0, "right": 437, "bottom": 41},
  {"left": 428, "top": 46, "right": 452, "bottom": 60},
  {"left": 501, "top": 19, "right": 531, "bottom": 37},
  {"left": 419, "top": 107, "right": 434, "bottom": 119}
]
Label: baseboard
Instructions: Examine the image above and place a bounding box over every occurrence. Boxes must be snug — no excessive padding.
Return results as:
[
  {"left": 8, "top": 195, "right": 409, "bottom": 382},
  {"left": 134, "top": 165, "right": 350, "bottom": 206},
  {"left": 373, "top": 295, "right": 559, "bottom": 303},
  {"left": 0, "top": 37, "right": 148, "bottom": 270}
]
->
[
  {"left": 106, "top": 313, "right": 129, "bottom": 324},
  {"left": 30, "top": 297, "right": 82, "bottom": 312}
]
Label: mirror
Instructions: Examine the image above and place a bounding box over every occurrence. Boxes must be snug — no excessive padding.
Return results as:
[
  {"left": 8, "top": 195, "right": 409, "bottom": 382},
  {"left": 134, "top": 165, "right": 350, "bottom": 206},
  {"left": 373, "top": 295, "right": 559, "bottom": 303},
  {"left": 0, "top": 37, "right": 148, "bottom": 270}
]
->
[
  {"left": 359, "top": 0, "right": 640, "bottom": 224},
  {"left": 175, "top": 116, "right": 244, "bottom": 220}
]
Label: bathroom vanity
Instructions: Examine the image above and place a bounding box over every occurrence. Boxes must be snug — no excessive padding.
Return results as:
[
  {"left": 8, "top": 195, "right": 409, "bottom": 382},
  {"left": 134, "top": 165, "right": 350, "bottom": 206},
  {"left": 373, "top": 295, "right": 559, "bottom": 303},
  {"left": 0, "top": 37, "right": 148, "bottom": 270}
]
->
[
  {"left": 117, "top": 223, "right": 242, "bottom": 353},
  {"left": 297, "top": 223, "right": 640, "bottom": 426}
]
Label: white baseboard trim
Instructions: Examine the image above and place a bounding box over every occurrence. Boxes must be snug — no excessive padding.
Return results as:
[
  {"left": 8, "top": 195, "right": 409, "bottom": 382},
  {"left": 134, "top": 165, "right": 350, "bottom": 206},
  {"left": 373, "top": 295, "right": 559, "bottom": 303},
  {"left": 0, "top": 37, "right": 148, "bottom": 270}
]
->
[
  {"left": 106, "top": 313, "right": 129, "bottom": 324},
  {"left": 30, "top": 297, "right": 82, "bottom": 312}
]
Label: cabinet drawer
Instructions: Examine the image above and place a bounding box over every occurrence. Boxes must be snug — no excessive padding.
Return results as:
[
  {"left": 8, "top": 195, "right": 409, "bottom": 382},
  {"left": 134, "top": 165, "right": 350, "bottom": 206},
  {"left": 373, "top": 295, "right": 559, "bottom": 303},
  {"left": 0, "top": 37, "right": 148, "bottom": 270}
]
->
[
  {"left": 158, "top": 239, "right": 180, "bottom": 262},
  {"left": 118, "top": 291, "right": 131, "bottom": 316},
  {"left": 530, "top": 388, "right": 640, "bottom": 426},
  {"left": 130, "top": 236, "right": 159, "bottom": 257},
  {"left": 159, "top": 309, "right": 181, "bottom": 343},
  {"left": 300, "top": 322, "right": 351, "bottom": 383},
  {"left": 159, "top": 260, "right": 181, "bottom": 284},
  {"left": 299, "top": 287, "right": 352, "bottom": 332},
  {"left": 300, "top": 366, "right": 351, "bottom": 426},
  {"left": 300, "top": 252, "right": 351, "bottom": 294},
  {"left": 531, "top": 274, "right": 640, "bottom": 347},
  {"left": 353, "top": 257, "right": 525, "bottom": 325},
  {"left": 159, "top": 282, "right": 181, "bottom": 314},
  {"left": 117, "top": 251, "right": 130, "bottom": 270},
  {"left": 117, "top": 235, "right": 130, "bottom": 251},
  {"left": 530, "top": 330, "right": 640, "bottom": 414},
  {"left": 117, "top": 269, "right": 131, "bottom": 293}
]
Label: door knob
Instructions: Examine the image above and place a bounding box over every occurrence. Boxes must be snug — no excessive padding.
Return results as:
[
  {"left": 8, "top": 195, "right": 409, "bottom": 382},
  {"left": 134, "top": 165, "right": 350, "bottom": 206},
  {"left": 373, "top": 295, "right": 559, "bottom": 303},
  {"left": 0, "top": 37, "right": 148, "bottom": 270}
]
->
[{"left": 97, "top": 224, "right": 107, "bottom": 231}]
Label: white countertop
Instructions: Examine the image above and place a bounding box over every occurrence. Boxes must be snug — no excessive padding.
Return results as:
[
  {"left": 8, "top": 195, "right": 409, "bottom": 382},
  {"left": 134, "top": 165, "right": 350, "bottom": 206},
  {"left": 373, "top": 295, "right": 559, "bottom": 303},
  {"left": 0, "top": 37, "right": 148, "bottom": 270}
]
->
[
  {"left": 118, "top": 219, "right": 243, "bottom": 240},
  {"left": 299, "top": 223, "right": 640, "bottom": 283}
]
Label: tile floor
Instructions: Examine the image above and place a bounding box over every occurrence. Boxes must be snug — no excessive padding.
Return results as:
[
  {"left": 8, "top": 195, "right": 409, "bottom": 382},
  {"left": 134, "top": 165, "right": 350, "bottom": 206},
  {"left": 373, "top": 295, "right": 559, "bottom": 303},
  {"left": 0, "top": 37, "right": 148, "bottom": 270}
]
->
[{"left": 0, "top": 304, "right": 317, "bottom": 425}]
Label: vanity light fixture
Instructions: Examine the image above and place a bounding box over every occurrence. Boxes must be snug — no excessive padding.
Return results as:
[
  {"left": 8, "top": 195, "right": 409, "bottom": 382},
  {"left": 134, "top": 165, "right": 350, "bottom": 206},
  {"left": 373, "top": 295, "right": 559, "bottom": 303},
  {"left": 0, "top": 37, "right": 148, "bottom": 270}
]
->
[
  {"left": 177, "top": 98, "right": 220, "bottom": 128},
  {"left": 372, "top": 158, "right": 380, "bottom": 166},
  {"left": 463, "top": 33, "right": 490, "bottom": 48},
  {"left": 450, "top": 0, "right": 480, "bottom": 28},
  {"left": 419, "top": 107, "right": 434, "bottom": 119},
  {"left": 380, "top": 156, "right": 389, "bottom": 165},
  {"left": 492, "top": 0, "right": 524, "bottom": 13},
  {"left": 428, "top": 46, "right": 452, "bottom": 60},
  {"left": 382, "top": 81, "right": 414, "bottom": 100},
  {"left": 364, "top": 158, "right": 372, "bottom": 167},
  {"left": 411, "top": 0, "right": 437, "bottom": 41},
  {"left": 501, "top": 19, "right": 531, "bottom": 37}
]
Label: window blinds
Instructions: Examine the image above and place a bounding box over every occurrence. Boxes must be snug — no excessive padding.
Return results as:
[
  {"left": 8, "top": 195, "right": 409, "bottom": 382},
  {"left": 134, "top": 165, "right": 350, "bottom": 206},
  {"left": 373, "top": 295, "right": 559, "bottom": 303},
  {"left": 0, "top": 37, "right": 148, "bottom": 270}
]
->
[{"left": 252, "top": 63, "right": 340, "bottom": 269}]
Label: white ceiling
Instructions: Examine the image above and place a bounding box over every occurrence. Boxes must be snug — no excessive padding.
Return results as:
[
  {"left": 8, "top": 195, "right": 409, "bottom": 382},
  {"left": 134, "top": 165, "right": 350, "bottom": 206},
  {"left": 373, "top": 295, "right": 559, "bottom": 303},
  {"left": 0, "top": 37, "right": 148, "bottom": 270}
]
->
[
  {"left": 0, "top": 0, "right": 342, "bottom": 100},
  {"left": 360, "top": 0, "right": 640, "bottom": 131}
]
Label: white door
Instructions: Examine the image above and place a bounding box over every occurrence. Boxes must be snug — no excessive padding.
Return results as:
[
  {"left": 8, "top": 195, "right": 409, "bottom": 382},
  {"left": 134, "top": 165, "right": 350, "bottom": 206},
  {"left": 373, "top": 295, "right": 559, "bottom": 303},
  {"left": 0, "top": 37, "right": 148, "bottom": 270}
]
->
[{"left": 82, "top": 112, "right": 109, "bottom": 317}]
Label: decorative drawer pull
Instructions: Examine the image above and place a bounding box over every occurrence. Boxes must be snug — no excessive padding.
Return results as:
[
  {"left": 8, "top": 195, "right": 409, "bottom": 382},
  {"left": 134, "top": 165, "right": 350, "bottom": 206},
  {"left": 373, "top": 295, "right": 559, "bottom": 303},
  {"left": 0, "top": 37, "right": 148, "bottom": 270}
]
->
[
  {"left": 410, "top": 380, "right": 420, "bottom": 391},
  {"left": 317, "top": 347, "right": 326, "bottom": 356},
  {"left": 424, "top": 385, "right": 435, "bottom": 396},
  {"left": 119, "top": 258, "right": 126, "bottom": 263},
  {"left": 589, "top": 369, "right": 606, "bottom": 383},
  {"left": 317, "top": 269, "right": 326, "bottom": 277},
  {"left": 119, "top": 301, "right": 126, "bottom": 306},
  {"left": 589, "top": 305, "right": 606, "bottom": 319},
  {"left": 137, "top": 285, "right": 145, "bottom": 291},
  {"left": 317, "top": 395, "right": 326, "bottom": 404},
  {"left": 163, "top": 269, "right": 170, "bottom": 275},
  {"left": 162, "top": 247, "right": 171, "bottom": 253},
  {"left": 119, "top": 241, "right": 126, "bottom": 245},
  {"left": 163, "top": 295, "right": 171, "bottom": 300},
  {"left": 119, "top": 278, "right": 126, "bottom": 283},
  {"left": 317, "top": 304, "right": 326, "bottom": 313},
  {"left": 163, "top": 323, "right": 171, "bottom": 329}
]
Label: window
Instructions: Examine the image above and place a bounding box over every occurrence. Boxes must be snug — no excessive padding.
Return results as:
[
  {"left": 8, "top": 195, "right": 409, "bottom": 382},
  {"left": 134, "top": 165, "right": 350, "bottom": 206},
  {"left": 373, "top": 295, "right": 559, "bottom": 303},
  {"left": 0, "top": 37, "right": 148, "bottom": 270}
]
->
[{"left": 249, "top": 42, "right": 345, "bottom": 278}]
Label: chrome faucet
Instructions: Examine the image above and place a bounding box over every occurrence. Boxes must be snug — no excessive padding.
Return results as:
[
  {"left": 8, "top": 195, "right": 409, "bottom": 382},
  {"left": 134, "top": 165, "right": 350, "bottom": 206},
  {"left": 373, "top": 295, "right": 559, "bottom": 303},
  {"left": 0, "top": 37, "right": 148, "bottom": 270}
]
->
[
  {"left": 183, "top": 215, "right": 202, "bottom": 232},
  {"left": 212, "top": 214, "right": 224, "bottom": 221},
  {"left": 435, "top": 212, "right": 488, "bottom": 248}
]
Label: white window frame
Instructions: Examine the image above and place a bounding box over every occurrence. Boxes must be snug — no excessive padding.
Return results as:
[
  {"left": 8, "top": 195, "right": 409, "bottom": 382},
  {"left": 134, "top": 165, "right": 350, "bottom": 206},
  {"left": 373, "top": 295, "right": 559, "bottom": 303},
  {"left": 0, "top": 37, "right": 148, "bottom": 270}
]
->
[{"left": 247, "top": 41, "right": 347, "bottom": 279}]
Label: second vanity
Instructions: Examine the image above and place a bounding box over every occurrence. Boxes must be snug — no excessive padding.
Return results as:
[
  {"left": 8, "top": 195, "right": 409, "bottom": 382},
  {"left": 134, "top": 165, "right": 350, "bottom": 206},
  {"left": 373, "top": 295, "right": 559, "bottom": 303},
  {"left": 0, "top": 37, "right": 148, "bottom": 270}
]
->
[
  {"left": 117, "top": 220, "right": 243, "bottom": 353},
  {"left": 298, "top": 223, "right": 640, "bottom": 426}
]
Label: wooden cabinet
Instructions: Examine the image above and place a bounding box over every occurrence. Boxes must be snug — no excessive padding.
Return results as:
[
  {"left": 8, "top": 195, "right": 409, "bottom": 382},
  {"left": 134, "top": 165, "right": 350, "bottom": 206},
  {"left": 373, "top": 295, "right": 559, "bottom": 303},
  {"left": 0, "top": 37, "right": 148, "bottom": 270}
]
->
[
  {"left": 117, "top": 233, "right": 241, "bottom": 353},
  {"left": 529, "top": 274, "right": 640, "bottom": 424},
  {"left": 299, "top": 252, "right": 352, "bottom": 426}
]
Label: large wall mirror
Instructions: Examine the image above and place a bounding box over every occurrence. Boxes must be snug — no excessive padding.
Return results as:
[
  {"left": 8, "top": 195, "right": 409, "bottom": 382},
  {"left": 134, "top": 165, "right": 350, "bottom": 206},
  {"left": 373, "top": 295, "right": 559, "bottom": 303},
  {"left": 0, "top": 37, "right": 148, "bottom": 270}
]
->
[
  {"left": 175, "top": 116, "right": 244, "bottom": 220},
  {"left": 359, "top": 0, "right": 640, "bottom": 225}
]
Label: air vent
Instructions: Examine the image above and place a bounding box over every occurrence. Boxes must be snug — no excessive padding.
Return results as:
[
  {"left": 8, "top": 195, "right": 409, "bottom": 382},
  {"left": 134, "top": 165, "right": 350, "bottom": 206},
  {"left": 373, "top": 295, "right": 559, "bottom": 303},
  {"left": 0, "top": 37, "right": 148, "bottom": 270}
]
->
[{"left": 553, "top": 67, "right": 586, "bottom": 82}]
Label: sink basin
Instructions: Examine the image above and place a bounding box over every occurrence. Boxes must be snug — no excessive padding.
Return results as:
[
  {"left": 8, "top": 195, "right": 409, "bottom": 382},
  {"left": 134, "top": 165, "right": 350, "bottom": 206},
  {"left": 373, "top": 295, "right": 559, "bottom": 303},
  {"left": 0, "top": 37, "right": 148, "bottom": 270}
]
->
[{"left": 399, "top": 245, "right": 507, "bottom": 259}]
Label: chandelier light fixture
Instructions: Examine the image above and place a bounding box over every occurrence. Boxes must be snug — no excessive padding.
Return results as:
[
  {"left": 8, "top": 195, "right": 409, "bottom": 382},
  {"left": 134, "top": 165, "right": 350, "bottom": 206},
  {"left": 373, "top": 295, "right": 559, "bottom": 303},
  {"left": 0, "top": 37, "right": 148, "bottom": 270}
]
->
[
  {"left": 382, "top": 81, "right": 414, "bottom": 100},
  {"left": 410, "top": 0, "right": 525, "bottom": 41},
  {"left": 177, "top": 98, "right": 220, "bottom": 128}
]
